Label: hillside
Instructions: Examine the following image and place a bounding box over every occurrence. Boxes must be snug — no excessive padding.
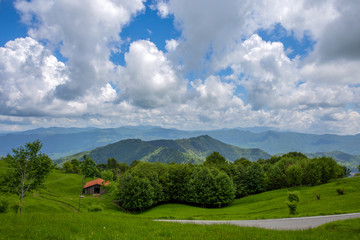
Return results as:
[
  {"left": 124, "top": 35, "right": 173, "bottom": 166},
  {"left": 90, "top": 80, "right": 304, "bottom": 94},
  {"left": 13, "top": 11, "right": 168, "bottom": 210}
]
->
[{"left": 57, "top": 135, "right": 271, "bottom": 165}]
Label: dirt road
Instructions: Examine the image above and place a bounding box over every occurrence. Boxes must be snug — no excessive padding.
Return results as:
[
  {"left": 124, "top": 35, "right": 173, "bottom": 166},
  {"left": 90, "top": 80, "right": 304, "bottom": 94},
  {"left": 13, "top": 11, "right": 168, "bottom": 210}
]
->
[{"left": 155, "top": 212, "right": 360, "bottom": 230}]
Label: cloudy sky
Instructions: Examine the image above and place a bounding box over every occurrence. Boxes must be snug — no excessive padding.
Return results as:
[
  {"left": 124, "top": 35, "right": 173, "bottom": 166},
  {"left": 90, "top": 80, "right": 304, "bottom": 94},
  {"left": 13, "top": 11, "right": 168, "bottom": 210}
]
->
[{"left": 0, "top": 0, "right": 360, "bottom": 134}]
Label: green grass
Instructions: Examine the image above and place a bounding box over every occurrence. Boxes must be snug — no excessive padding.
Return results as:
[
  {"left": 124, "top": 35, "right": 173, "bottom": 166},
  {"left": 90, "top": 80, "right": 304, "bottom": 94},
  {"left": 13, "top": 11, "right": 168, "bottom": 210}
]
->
[
  {"left": 1, "top": 160, "right": 360, "bottom": 239},
  {"left": 140, "top": 177, "right": 360, "bottom": 220},
  {"left": 0, "top": 212, "right": 359, "bottom": 239}
]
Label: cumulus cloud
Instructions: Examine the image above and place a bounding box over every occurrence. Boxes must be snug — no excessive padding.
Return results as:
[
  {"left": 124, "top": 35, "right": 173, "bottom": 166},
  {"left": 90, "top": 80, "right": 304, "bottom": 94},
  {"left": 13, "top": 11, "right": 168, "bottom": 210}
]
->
[
  {"left": 117, "top": 40, "right": 187, "bottom": 108},
  {"left": 15, "top": 0, "right": 145, "bottom": 100},
  {"left": 0, "top": 37, "right": 68, "bottom": 116},
  {"left": 191, "top": 76, "right": 243, "bottom": 110},
  {"left": 315, "top": 1, "right": 360, "bottom": 62}
]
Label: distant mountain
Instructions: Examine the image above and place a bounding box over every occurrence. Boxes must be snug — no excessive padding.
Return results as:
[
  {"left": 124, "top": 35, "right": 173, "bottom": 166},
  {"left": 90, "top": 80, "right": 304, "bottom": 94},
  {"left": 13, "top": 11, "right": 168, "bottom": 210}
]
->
[
  {"left": 204, "top": 130, "right": 360, "bottom": 155},
  {"left": 56, "top": 135, "right": 271, "bottom": 165},
  {"left": 305, "top": 151, "right": 360, "bottom": 172},
  {"left": 1, "top": 126, "right": 360, "bottom": 160},
  {"left": 0, "top": 127, "right": 193, "bottom": 159}
]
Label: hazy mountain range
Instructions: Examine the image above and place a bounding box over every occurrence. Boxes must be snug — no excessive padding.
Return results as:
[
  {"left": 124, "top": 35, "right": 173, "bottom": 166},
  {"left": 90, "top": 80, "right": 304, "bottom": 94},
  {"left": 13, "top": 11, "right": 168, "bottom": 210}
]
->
[{"left": 1, "top": 126, "right": 359, "bottom": 171}]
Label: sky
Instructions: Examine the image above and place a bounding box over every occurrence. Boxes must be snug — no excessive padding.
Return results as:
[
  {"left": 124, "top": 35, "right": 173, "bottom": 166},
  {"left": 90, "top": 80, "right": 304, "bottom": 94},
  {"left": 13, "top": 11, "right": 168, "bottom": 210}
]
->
[{"left": 0, "top": 0, "right": 360, "bottom": 134}]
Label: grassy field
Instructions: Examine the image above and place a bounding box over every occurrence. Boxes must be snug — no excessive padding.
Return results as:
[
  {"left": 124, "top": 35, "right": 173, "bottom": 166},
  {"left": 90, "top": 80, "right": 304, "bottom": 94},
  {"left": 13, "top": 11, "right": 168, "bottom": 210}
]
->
[
  {"left": 0, "top": 160, "right": 360, "bottom": 239},
  {"left": 1, "top": 212, "right": 360, "bottom": 240},
  {"left": 141, "top": 177, "right": 360, "bottom": 220}
]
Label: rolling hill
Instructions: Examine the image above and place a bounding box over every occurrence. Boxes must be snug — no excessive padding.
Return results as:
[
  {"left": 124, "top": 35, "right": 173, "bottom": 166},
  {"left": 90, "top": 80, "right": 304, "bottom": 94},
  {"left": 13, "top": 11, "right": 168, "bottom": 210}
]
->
[
  {"left": 1, "top": 126, "right": 360, "bottom": 170},
  {"left": 56, "top": 135, "right": 271, "bottom": 165}
]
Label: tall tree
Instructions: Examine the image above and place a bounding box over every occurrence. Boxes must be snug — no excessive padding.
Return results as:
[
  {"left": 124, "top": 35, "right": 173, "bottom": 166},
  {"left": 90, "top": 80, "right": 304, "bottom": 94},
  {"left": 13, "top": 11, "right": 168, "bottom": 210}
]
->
[
  {"left": 204, "top": 152, "right": 227, "bottom": 166},
  {"left": 246, "top": 163, "right": 265, "bottom": 194},
  {"left": 78, "top": 155, "right": 99, "bottom": 212},
  {"left": 1, "top": 140, "right": 53, "bottom": 214}
]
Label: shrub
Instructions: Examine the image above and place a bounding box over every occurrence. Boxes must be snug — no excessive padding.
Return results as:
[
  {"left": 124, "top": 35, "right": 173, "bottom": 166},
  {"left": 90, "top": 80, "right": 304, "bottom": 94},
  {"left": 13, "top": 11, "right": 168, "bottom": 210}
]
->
[
  {"left": 287, "top": 201, "right": 298, "bottom": 215},
  {"left": 0, "top": 199, "right": 10, "bottom": 214},
  {"left": 336, "top": 187, "right": 344, "bottom": 195},
  {"left": 287, "top": 191, "right": 300, "bottom": 215},
  {"left": 288, "top": 191, "right": 300, "bottom": 202},
  {"left": 88, "top": 204, "right": 103, "bottom": 212}
]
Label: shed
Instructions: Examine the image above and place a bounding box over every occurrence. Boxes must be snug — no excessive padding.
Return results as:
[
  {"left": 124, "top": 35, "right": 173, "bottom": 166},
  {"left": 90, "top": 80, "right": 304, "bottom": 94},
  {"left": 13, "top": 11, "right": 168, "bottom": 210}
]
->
[{"left": 83, "top": 178, "right": 110, "bottom": 195}]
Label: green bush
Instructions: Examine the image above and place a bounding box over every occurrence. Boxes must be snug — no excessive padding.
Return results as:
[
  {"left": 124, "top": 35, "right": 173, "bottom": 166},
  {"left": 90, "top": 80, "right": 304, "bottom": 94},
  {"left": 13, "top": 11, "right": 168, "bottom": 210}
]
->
[
  {"left": 0, "top": 199, "right": 10, "bottom": 214},
  {"left": 336, "top": 187, "right": 344, "bottom": 195},
  {"left": 88, "top": 204, "right": 103, "bottom": 212},
  {"left": 288, "top": 191, "right": 300, "bottom": 202},
  {"left": 286, "top": 201, "right": 297, "bottom": 215},
  {"left": 11, "top": 201, "right": 20, "bottom": 214},
  {"left": 287, "top": 191, "right": 300, "bottom": 215}
]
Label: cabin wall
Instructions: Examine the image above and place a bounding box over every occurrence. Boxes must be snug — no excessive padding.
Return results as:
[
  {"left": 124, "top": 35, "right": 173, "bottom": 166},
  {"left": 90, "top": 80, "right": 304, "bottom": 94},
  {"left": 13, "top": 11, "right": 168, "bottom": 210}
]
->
[{"left": 83, "top": 184, "right": 107, "bottom": 195}]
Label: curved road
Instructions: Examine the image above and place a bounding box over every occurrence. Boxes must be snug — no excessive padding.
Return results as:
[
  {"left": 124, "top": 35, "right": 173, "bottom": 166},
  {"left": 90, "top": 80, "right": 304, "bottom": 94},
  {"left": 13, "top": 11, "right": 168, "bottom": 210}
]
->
[{"left": 155, "top": 213, "right": 360, "bottom": 230}]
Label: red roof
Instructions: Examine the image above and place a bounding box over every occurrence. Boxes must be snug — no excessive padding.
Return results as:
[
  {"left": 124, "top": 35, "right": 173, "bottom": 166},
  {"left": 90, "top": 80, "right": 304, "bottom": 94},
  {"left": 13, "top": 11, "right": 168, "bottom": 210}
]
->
[{"left": 83, "top": 178, "right": 110, "bottom": 189}]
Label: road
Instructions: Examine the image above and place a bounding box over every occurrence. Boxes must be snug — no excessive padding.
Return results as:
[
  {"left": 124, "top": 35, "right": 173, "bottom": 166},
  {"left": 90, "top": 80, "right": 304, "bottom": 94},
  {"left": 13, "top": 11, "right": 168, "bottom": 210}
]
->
[{"left": 154, "top": 213, "right": 360, "bottom": 230}]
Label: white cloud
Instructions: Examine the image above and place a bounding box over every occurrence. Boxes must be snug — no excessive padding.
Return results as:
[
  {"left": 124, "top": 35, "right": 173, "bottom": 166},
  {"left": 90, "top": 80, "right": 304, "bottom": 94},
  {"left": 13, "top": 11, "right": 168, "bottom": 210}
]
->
[
  {"left": 0, "top": 37, "right": 68, "bottom": 116},
  {"left": 15, "top": 0, "right": 146, "bottom": 99},
  {"left": 165, "top": 39, "right": 179, "bottom": 52},
  {"left": 117, "top": 40, "right": 187, "bottom": 108},
  {"left": 191, "top": 76, "right": 243, "bottom": 110}
]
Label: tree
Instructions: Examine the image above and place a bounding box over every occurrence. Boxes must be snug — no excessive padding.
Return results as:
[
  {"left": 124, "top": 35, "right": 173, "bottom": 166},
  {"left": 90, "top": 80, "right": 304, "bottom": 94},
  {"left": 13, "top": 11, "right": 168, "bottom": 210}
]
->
[
  {"left": 285, "top": 164, "right": 303, "bottom": 187},
  {"left": 234, "top": 157, "right": 252, "bottom": 168},
  {"left": 1, "top": 140, "right": 53, "bottom": 214},
  {"left": 70, "top": 159, "right": 81, "bottom": 173},
  {"left": 101, "top": 170, "right": 115, "bottom": 198},
  {"left": 213, "top": 171, "right": 235, "bottom": 207},
  {"left": 117, "top": 172, "right": 154, "bottom": 211},
  {"left": 63, "top": 161, "right": 73, "bottom": 173},
  {"left": 246, "top": 163, "right": 265, "bottom": 194},
  {"left": 107, "top": 158, "right": 118, "bottom": 169},
  {"left": 204, "top": 152, "right": 227, "bottom": 166},
  {"left": 266, "top": 164, "right": 286, "bottom": 190},
  {"left": 231, "top": 163, "right": 248, "bottom": 197},
  {"left": 188, "top": 167, "right": 216, "bottom": 207},
  {"left": 78, "top": 155, "right": 99, "bottom": 212},
  {"left": 187, "top": 167, "right": 235, "bottom": 207},
  {"left": 167, "top": 164, "right": 193, "bottom": 202},
  {"left": 358, "top": 164, "right": 360, "bottom": 173},
  {"left": 303, "top": 159, "right": 321, "bottom": 186}
]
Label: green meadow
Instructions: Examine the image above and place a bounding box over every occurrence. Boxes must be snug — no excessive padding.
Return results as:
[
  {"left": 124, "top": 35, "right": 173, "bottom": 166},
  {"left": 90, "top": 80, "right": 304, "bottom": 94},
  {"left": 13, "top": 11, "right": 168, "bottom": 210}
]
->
[{"left": 0, "top": 161, "right": 360, "bottom": 239}]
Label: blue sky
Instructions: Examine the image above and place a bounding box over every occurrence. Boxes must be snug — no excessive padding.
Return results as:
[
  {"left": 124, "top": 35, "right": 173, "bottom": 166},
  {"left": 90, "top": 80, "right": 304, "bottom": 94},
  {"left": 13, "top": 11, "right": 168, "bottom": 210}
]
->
[{"left": 0, "top": 0, "right": 360, "bottom": 134}]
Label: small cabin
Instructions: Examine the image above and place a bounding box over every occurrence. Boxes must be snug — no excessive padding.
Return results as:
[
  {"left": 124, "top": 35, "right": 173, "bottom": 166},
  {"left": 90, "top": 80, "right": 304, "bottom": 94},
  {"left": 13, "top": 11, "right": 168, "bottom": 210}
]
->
[{"left": 83, "top": 178, "right": 110, "bottom": 195}]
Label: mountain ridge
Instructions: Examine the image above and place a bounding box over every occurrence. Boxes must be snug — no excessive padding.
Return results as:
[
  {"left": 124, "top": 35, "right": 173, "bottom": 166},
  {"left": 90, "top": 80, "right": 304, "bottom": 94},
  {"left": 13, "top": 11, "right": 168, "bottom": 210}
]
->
[
  {"left": 56, "top": 135, "right": 271, "bottom": 165},
  {"left": 1, "top": 126, "right": 360, "bottom": 159}
]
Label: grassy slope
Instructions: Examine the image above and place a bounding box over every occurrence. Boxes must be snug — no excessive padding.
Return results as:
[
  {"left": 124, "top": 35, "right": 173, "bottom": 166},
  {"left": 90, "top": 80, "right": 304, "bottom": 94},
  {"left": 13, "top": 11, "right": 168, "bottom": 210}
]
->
[
  {"left": 140, "top": 177, "right": 360, "bottom": 220},
  {"left": 1, "top": 160, "right": 360, "bottom": 239}
]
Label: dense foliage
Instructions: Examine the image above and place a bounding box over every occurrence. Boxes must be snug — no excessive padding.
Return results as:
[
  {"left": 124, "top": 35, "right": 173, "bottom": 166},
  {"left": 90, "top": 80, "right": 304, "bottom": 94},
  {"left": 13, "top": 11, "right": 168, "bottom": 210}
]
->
[{"left": 113, "top": 151, "right": 348, "bottom": 212}]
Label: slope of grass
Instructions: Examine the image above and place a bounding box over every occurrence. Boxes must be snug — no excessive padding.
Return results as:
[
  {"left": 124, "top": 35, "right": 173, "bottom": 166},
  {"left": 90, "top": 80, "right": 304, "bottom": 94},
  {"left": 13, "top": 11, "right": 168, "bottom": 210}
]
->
[{"left": 139, "top": 176, "right": 360, "bottom": 220}]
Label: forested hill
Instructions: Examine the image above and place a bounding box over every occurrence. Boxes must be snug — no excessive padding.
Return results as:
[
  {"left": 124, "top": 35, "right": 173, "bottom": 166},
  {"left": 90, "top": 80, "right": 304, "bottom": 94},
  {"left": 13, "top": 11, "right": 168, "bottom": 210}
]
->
[{"left": 56, "top": 135, "right": 271, "bottom": 165}]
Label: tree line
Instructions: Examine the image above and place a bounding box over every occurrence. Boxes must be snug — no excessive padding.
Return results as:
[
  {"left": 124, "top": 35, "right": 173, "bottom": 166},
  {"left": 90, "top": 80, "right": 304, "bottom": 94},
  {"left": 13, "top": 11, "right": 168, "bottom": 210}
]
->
[{"left": 79, "top": 151, "right": 348, "bottom": 211}]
